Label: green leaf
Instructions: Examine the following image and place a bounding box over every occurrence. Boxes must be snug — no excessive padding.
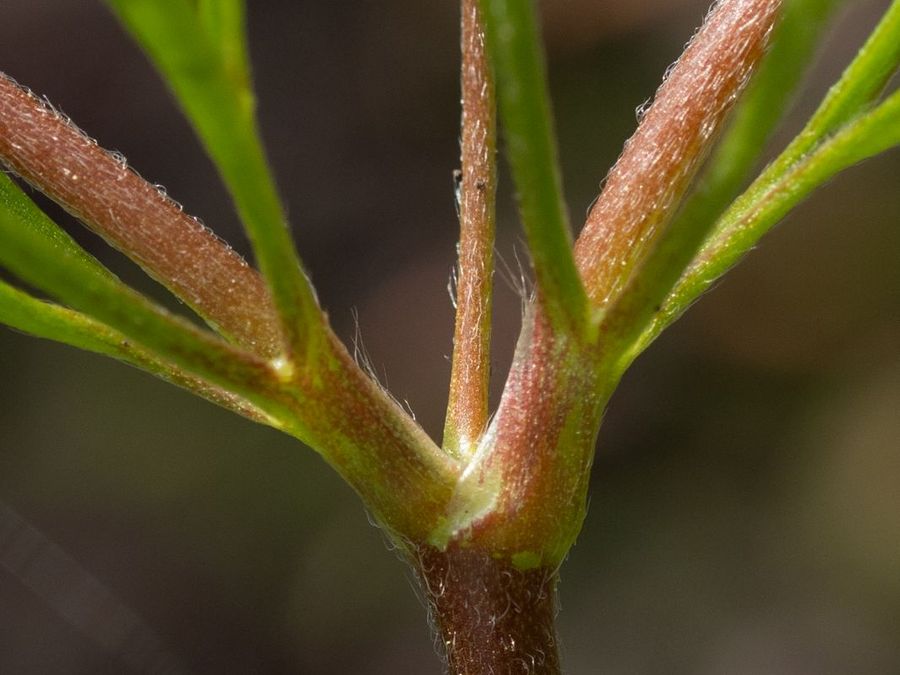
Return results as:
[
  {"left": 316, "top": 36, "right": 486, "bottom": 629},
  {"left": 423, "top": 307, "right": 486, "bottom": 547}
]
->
[
  {"left": 790, "top": 0, "right": 900, "bottom": 157},
  {"left": 0, "top": 278, "right": 123, "bottom": 358},
  {"left": 0, "top": 278, "right": 273, "bottom": 423},
  {"left": 480, "top": 0, "right": 588, "bottom": 334},
  {"left": 634, "top": 88, "right": 900, "bottom": 359},
  {"left": 197, "top": 0, "right": 250, "bottom": 81},
  {"left": 0, "top": 173, "right": 118, "bottom": 283},
  {"left": 105, "top": 0, "right": 322, "bottom": 359},
  {"left": 0, "top": 173, "right": 286, "bottom": 416},
  {"left": 627, "top": 0, "right": 900, "bottom": 359},
  {"left": 705, "top": 0, "right": 900, "bottom": 248}
]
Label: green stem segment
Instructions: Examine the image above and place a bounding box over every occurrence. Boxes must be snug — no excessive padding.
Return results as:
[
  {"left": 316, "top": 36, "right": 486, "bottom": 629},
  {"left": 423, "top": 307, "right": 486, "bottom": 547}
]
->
[{"left": 480, "top": 0, "right": 588, "bottom": 334}]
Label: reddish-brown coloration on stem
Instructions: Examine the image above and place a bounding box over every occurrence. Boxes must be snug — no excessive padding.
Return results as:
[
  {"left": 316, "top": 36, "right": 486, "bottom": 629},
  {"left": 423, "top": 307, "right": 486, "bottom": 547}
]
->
[
  {"left": 416, "top": 544, "right": 560, "bottom": 674},
  {"left": 437, "top": 0, "right": 782, "bottom": 565},
  {"left": 0, "top": 71, "right": 462, "bottom": 540},
  {"left": 443, "top": 305, "right": 606, "bottom": 563},
  {"left": 445, "top": 0, "right": 498, "bottom": 457},
  {"left": 574, "top": 0, "right": 782, "bottom": 308},
  {"left": 0, "top": 73, "right": 283, "bottom": 358}
]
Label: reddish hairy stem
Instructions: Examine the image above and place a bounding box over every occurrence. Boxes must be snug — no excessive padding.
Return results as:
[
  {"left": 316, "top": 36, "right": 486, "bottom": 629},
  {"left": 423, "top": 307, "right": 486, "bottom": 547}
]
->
[
  {"left": 436, "top": 0, "right": 782, "bottom": 566},
  {"left": 574, "top": 0, "right": 782, "bottom": 308},
  {"left": 440, "top": 305, "right": 607, "bottom": 563},
  {"left": 0, "top": 72, "right": 283, "bottom": 358},
  {"left": 0, "top": 73, "right": 462, "bottom": 541},
  {"left": 415, "top": 544, "right": 561, "bottom": 674},
  {"left": 445, "top": 0, "right": 498, "bottom": 456}
]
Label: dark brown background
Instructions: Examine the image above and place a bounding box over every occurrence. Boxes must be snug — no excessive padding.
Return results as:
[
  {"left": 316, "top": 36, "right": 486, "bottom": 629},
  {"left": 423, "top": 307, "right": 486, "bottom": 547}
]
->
[{"left": 1, "top": 1, "right": 898, "bottom": 672}]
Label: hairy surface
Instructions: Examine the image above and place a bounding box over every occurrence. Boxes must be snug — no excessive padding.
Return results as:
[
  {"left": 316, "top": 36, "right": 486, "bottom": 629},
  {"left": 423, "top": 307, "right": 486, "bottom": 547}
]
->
[
  {"left": 574, "top": 0, "right": 782, "bottom": 307},
  {"left": 445, "top": 0, "right": 498, "bottom": 456},
  {"left": 0, "top": 73, "right": 283, "bottom": 358}
]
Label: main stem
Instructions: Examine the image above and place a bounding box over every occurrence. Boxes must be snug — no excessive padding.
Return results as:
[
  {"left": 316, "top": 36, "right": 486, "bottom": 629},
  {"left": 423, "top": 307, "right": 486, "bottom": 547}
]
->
[{"left": 414, "top": 544, "right": 561, "bottom": 674}]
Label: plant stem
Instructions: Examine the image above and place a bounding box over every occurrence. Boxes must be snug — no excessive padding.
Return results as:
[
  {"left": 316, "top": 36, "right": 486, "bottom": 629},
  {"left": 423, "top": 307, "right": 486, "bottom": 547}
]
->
[
  {"left": 444, "top": 0, "right": 497, "bottom": 458},
  {"left": 0, "top": 72, "right": 284, "bottom": 358},
  {"left": 574, "top": 0, "right": 782, "bottom": 312},
  {"left": 415, "top": 544, "right": 561, "bottom": 674},
  {"left": 481, "top": 0, "right": 588, "bottom": 334}
]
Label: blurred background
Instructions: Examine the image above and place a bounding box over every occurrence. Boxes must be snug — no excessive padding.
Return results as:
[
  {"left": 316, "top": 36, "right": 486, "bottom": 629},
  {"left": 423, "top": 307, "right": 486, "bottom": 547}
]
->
[{"left": 1, "top": 0, "right": 898, "bottom": 672}]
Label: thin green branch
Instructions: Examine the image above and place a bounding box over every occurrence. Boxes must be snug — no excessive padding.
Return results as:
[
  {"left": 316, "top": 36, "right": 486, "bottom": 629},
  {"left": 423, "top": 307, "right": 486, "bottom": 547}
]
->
[
  {"left": 0, "top": 280, "right": 273, "bottom": 424},
  {"left": 105, "top": 0, "right": 323, "bottom": 360},
  {"left": 635, "top": 87, "right": 900, "bottom": 357},
  {"left": 0, "top": 174, "right": 288, "bottom": 419},
  {"left": 444, "top": 0, "right": 498, "bottom": 458},
  {"left": 480, "top": 0, "right": 588, "bottom": 334}
]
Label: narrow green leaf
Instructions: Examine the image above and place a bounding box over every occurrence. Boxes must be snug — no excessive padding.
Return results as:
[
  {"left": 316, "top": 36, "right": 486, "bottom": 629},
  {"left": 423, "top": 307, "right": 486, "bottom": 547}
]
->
[
  {"left": 0, "top": 173, "right": 118, "bottom": 283},
  {"left": 0, "top": 279, "right": 273, "bottom": 423},
  {"left": 0, "top": 278, "right": 123, "bottom": 358},
  {"left": 197, "top": 0, "right": 250, "bottom": 80},
  {"left": 712, "top": 0, "right": 900, "bottom": 240},
  {"left": 105, "top": 0, "right": 322, "bottom": 359},
  {"left": 624, "top": 1, "right": 900, "bottom": 359},
  {"left": 480, "top": 0, "right": 588, "bottom": 333},
  {"left": 793, "top": 0, "right": 900, "bottom": 153},
  {"left": 0, "top": 175, "right": 285, "bottom": 414},
  {"left": 634, "top": 88, "right": 900, "bottom": 357}
]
